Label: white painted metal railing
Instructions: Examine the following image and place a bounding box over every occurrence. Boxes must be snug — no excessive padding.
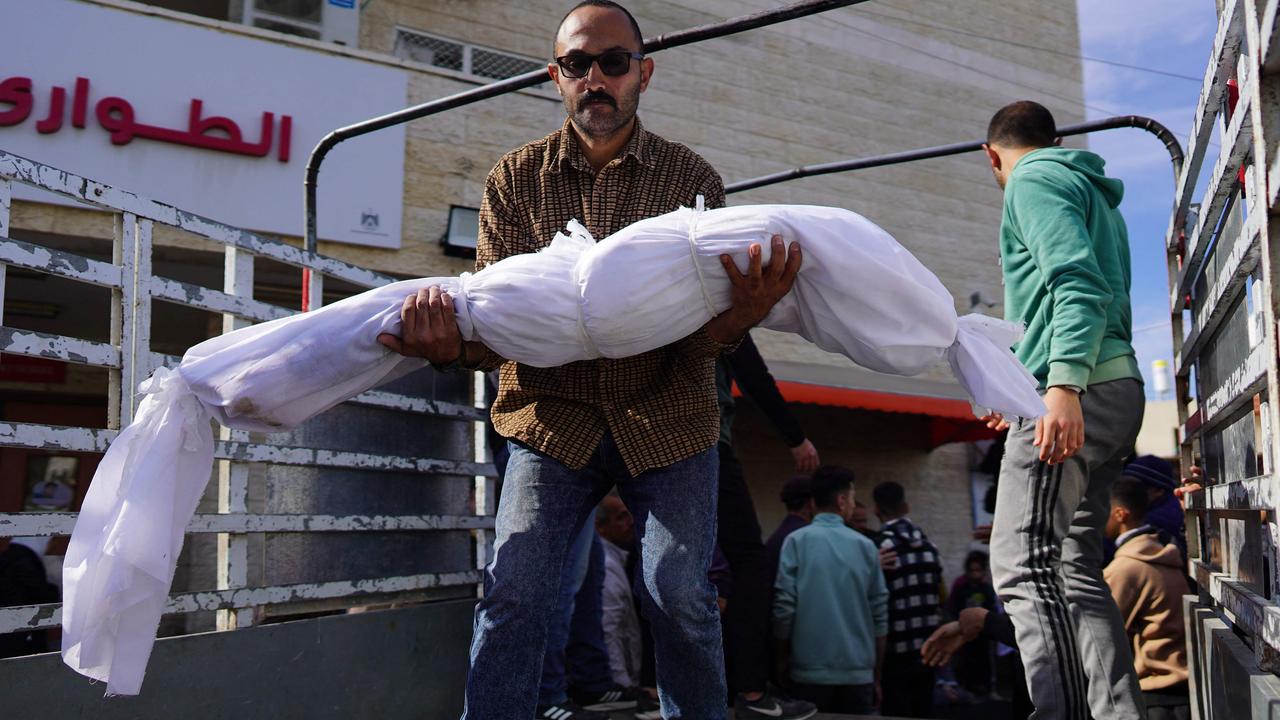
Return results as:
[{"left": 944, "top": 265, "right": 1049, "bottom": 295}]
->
[
  {"left": 0, "top": 149, "right": 495, "bottom": 637},
  {"left": 1172, "top": 0, "right": 1280, "bottom": 711}
]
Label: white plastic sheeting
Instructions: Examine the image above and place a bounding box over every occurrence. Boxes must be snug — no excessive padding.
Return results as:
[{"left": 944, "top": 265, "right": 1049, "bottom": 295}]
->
[{"left": 62, "top": 204, "right": 1042, "bottom": 694}]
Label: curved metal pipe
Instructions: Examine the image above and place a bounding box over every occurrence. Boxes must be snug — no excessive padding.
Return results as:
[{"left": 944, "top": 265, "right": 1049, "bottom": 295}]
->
[{"left": 725, "top": 115, "right": 1185, "bottom": 194}]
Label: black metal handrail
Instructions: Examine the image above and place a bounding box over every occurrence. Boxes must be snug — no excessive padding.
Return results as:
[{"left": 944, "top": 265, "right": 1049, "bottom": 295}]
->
[
  {"left": 301, "top": 0, "right": 869, "bottom": 308},
  {"left": 724, "top": 115, "right": 1184, "bottom": 194}
]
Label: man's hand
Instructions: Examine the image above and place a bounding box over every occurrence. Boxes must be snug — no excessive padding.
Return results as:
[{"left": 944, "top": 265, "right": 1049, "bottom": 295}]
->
[
  {"left": 705, "top": 234, "right": 801, "bottom": 344},
  {"left": 377, "top": 286, "right": 463, "bottom": 365},
  {"left": 980, "top": 411, "right": 1009, "bottom": 431},
  {"left": 1034, "top": 386, "right": 1084, "bottom": 464},
  {"left": 1176, "top": 465, "right": 1204, "bottom": 509},
  {"left": 921, "top": 621, "right": 965, "bottom": 667},
  {"left": 879, "top": 546, "right": 899, "bottom": 571},
  {"left": 790, "top": 438, "right": 820, "bottom": 473},
  {"left": 957, "top": 607, "right": 989, "bottom": 642}
]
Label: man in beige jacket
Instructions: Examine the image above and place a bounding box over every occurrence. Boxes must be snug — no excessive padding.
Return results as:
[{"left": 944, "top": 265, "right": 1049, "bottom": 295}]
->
[{"left": 1104, "top": 477, "right": 1192, "bottom": 720}]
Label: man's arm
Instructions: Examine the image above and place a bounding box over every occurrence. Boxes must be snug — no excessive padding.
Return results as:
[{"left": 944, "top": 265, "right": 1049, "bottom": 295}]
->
[
  {"left": 703, "top": 234, "right": 802, "bottom": 346},
  {"left": 772, "top": 535, "right": 799, "bottom": 686},
  {"left": 870, "top": 545, "right": 889, "bottom": 706},
  {"left": 675, "top": 166, "right": 802, "bottom": 355},
  {"left": 378, "top": 164, "right": 515, "bottom": 369},
  {"left": 1010, "top": 173, "right": 1113, "bottom": 463},
  {"left": 673, "top": 169, "right": 737, "bottom": 359},
  {"left": 728, "top": 334, "right": 817, "bottom": 470},
  {"left": 457, "top": 165, "right": 525, "bottom": 370},
  {"left": 1010, "top": 173, "right": 1114, "bottom": 388},
  {"left": 869, "top": 544, "right": 890, "bottom": 638}
]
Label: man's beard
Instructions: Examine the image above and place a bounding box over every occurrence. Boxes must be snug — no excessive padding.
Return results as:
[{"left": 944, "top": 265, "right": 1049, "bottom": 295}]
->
[{"left": 567, "top": 86, "right": 640, "bottom": 139}]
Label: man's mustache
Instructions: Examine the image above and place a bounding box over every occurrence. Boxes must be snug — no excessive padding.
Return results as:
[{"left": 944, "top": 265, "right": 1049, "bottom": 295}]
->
[{"left": 579, "top": 91, "right": 617, "bottom": 108}]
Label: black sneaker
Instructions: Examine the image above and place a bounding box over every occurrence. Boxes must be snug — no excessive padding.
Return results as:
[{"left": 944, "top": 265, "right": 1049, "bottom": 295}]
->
[
  {"left": 570, "top": 685, "right": 641, "bottom": 711},
  {"left": 633, "top": 693, "right": 661, "bottom": 720},
  {"left": 535, "top": 701, "right": 609, "bottom": 720},
  {"left": 733, "top": 692, "right": 817, "bottom": 720}
]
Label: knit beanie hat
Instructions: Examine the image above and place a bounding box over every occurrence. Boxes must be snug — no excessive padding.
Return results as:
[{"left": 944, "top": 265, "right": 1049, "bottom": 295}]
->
[{"left": 1122, "top": 455, "right": 1176, "bottom": 491}]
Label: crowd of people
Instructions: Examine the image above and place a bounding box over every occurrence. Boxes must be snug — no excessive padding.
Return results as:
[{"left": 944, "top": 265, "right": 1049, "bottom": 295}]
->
[{"left": 502, "top": 449, "right": 1193, "bottom": 720}]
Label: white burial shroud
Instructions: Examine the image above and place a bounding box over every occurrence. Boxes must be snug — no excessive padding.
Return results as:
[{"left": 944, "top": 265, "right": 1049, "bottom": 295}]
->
[{"left": 61, "top": 204, "right": 1044, "bottom": 694}]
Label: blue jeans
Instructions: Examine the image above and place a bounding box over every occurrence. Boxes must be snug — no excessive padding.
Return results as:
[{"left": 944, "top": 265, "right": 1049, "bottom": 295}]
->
[
  {"left": 463, "top": 436, "right": 725, "bottom": 719},
  {"left": 538, "top": 518, "right": 595, "bottom": 704},
  {"left": 565, "top": 531, "right": 614, "bottom": 694}
]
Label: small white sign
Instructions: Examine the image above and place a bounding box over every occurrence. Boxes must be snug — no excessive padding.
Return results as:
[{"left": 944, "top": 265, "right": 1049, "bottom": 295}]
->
[{"left": 0, "top": 0, "right": 408, "bottom": 248}]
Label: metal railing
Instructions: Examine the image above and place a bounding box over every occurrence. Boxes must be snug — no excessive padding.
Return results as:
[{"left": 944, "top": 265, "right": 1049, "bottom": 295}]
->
[
  {"left": 1169, "top": 0, "right": 1280, "bottom": 713},
  {"left": 300, "top": 0, "right": 872, "bottom": 309},
  {"left": 0, "top": 150, "right": 496, "bottom": 636},
  {"left": 724, "top": 115, "right": 1184, "bottom": 195}
]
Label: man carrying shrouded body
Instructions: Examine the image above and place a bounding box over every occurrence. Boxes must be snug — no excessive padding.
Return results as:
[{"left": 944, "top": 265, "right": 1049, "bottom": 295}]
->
[{"left": 379, "top": 3, "right": 810, "bottom": 719}]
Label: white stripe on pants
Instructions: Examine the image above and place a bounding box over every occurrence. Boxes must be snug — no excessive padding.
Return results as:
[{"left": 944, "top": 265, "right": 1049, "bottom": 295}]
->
[{"left": 990, "top": 378, "right": 1146, "bottom": 720}]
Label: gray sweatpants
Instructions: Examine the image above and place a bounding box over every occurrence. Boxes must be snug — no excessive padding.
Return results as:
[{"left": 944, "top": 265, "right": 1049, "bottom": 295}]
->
[{"left": 990, "top": 378, "right": 1146, "bottom": 720}]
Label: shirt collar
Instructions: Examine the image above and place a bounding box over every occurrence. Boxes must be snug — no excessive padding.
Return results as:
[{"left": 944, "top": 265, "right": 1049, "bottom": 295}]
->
[
  {"left": 812, "top": 512, "right": 845, "bottom": 525},
  {"left": 551, "top": 116, "right": 651, "bottom": 174},
  {"left": 602, "top": 536, "right": 631, "bottom": 559},
  {"left": 1115, "top": 524, "right": 1156, "bottom": 549}
]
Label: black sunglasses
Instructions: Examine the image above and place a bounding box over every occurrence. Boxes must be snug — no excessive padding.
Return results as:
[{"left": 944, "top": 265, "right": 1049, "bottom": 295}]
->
[{"left": 553, "top": 50, "right": 645, "bottom": 79}]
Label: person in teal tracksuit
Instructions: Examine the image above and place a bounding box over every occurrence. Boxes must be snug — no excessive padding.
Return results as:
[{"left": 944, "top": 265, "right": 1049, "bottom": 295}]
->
[
  {"left": 980, "top": 100, "right": 1146, "bottom": 720},
  {"left": 772, "top": 465, "right": 887, "bottom": 715}
]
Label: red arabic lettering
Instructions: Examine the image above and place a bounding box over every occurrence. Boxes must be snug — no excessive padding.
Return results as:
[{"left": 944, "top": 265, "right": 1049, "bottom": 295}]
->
[
  {"left": 36, "top": 86, "right": 66, "bottom": 134},
  {"left": 0, "top": 75, "right": 293, "bottom": 162},
  {"left": 277, "top": 114, "right": 291, "bottom": 162},
  {"left": 71, "top": 77, "right": 89, "bottom": 129},
  {"left": 0, "top": 77, "right": 33, "bottom": 126},
  {"left": 94, "top": 95, "right": 138, "bottom": 145}
]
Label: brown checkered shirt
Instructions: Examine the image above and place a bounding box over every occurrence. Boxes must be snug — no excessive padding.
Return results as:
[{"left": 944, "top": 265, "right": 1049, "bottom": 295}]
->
[{"left": 472, "top": 117, "right": 729, "bottom": 476}]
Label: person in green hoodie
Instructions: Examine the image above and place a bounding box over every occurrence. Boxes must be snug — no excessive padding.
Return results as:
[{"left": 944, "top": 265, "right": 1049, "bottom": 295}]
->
[
  {"left": 979, "top": 100, "right": 1146, "bottom": 720},
  {"left": 772, "top": 465, "right": 888, "bottom": 714}
]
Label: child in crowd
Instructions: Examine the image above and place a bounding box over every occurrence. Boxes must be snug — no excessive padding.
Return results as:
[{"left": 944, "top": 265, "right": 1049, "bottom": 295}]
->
[{"left": 1104, "top": 478, "right": 1192, "bottom": 720}]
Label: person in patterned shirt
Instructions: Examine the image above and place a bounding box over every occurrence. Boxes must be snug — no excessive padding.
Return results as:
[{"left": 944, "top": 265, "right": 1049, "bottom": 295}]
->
[
  {"left": 378, "top": 3, "right": 808, "bottom": 719},
  {"left": 872, "top": 481, "right": 944, "bottom": 718}
]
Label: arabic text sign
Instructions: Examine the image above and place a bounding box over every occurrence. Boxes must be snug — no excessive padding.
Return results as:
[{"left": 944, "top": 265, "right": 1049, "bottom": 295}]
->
[
  {"left": 0, "top": 77, "right": 293, "bottom": 161},
  {"left": 0, "top": 0, "right": 407, "bottom": 248}
]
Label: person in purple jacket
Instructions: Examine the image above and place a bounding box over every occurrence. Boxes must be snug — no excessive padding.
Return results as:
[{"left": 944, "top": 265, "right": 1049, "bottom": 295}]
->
[
  {"left": 765, "top": 475, "right": 815, "bottom": 584},
  {"left": 1103, "top": 456, "right": 1187, "bottom": 567}
]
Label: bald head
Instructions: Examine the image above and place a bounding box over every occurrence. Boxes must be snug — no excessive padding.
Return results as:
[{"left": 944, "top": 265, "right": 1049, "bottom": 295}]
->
[
  {"left": 555, "top": 1, "right": 643, "bottom": 56},
  {"left": 548, "top": 0, "right": 651, "bottom": 143}
]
